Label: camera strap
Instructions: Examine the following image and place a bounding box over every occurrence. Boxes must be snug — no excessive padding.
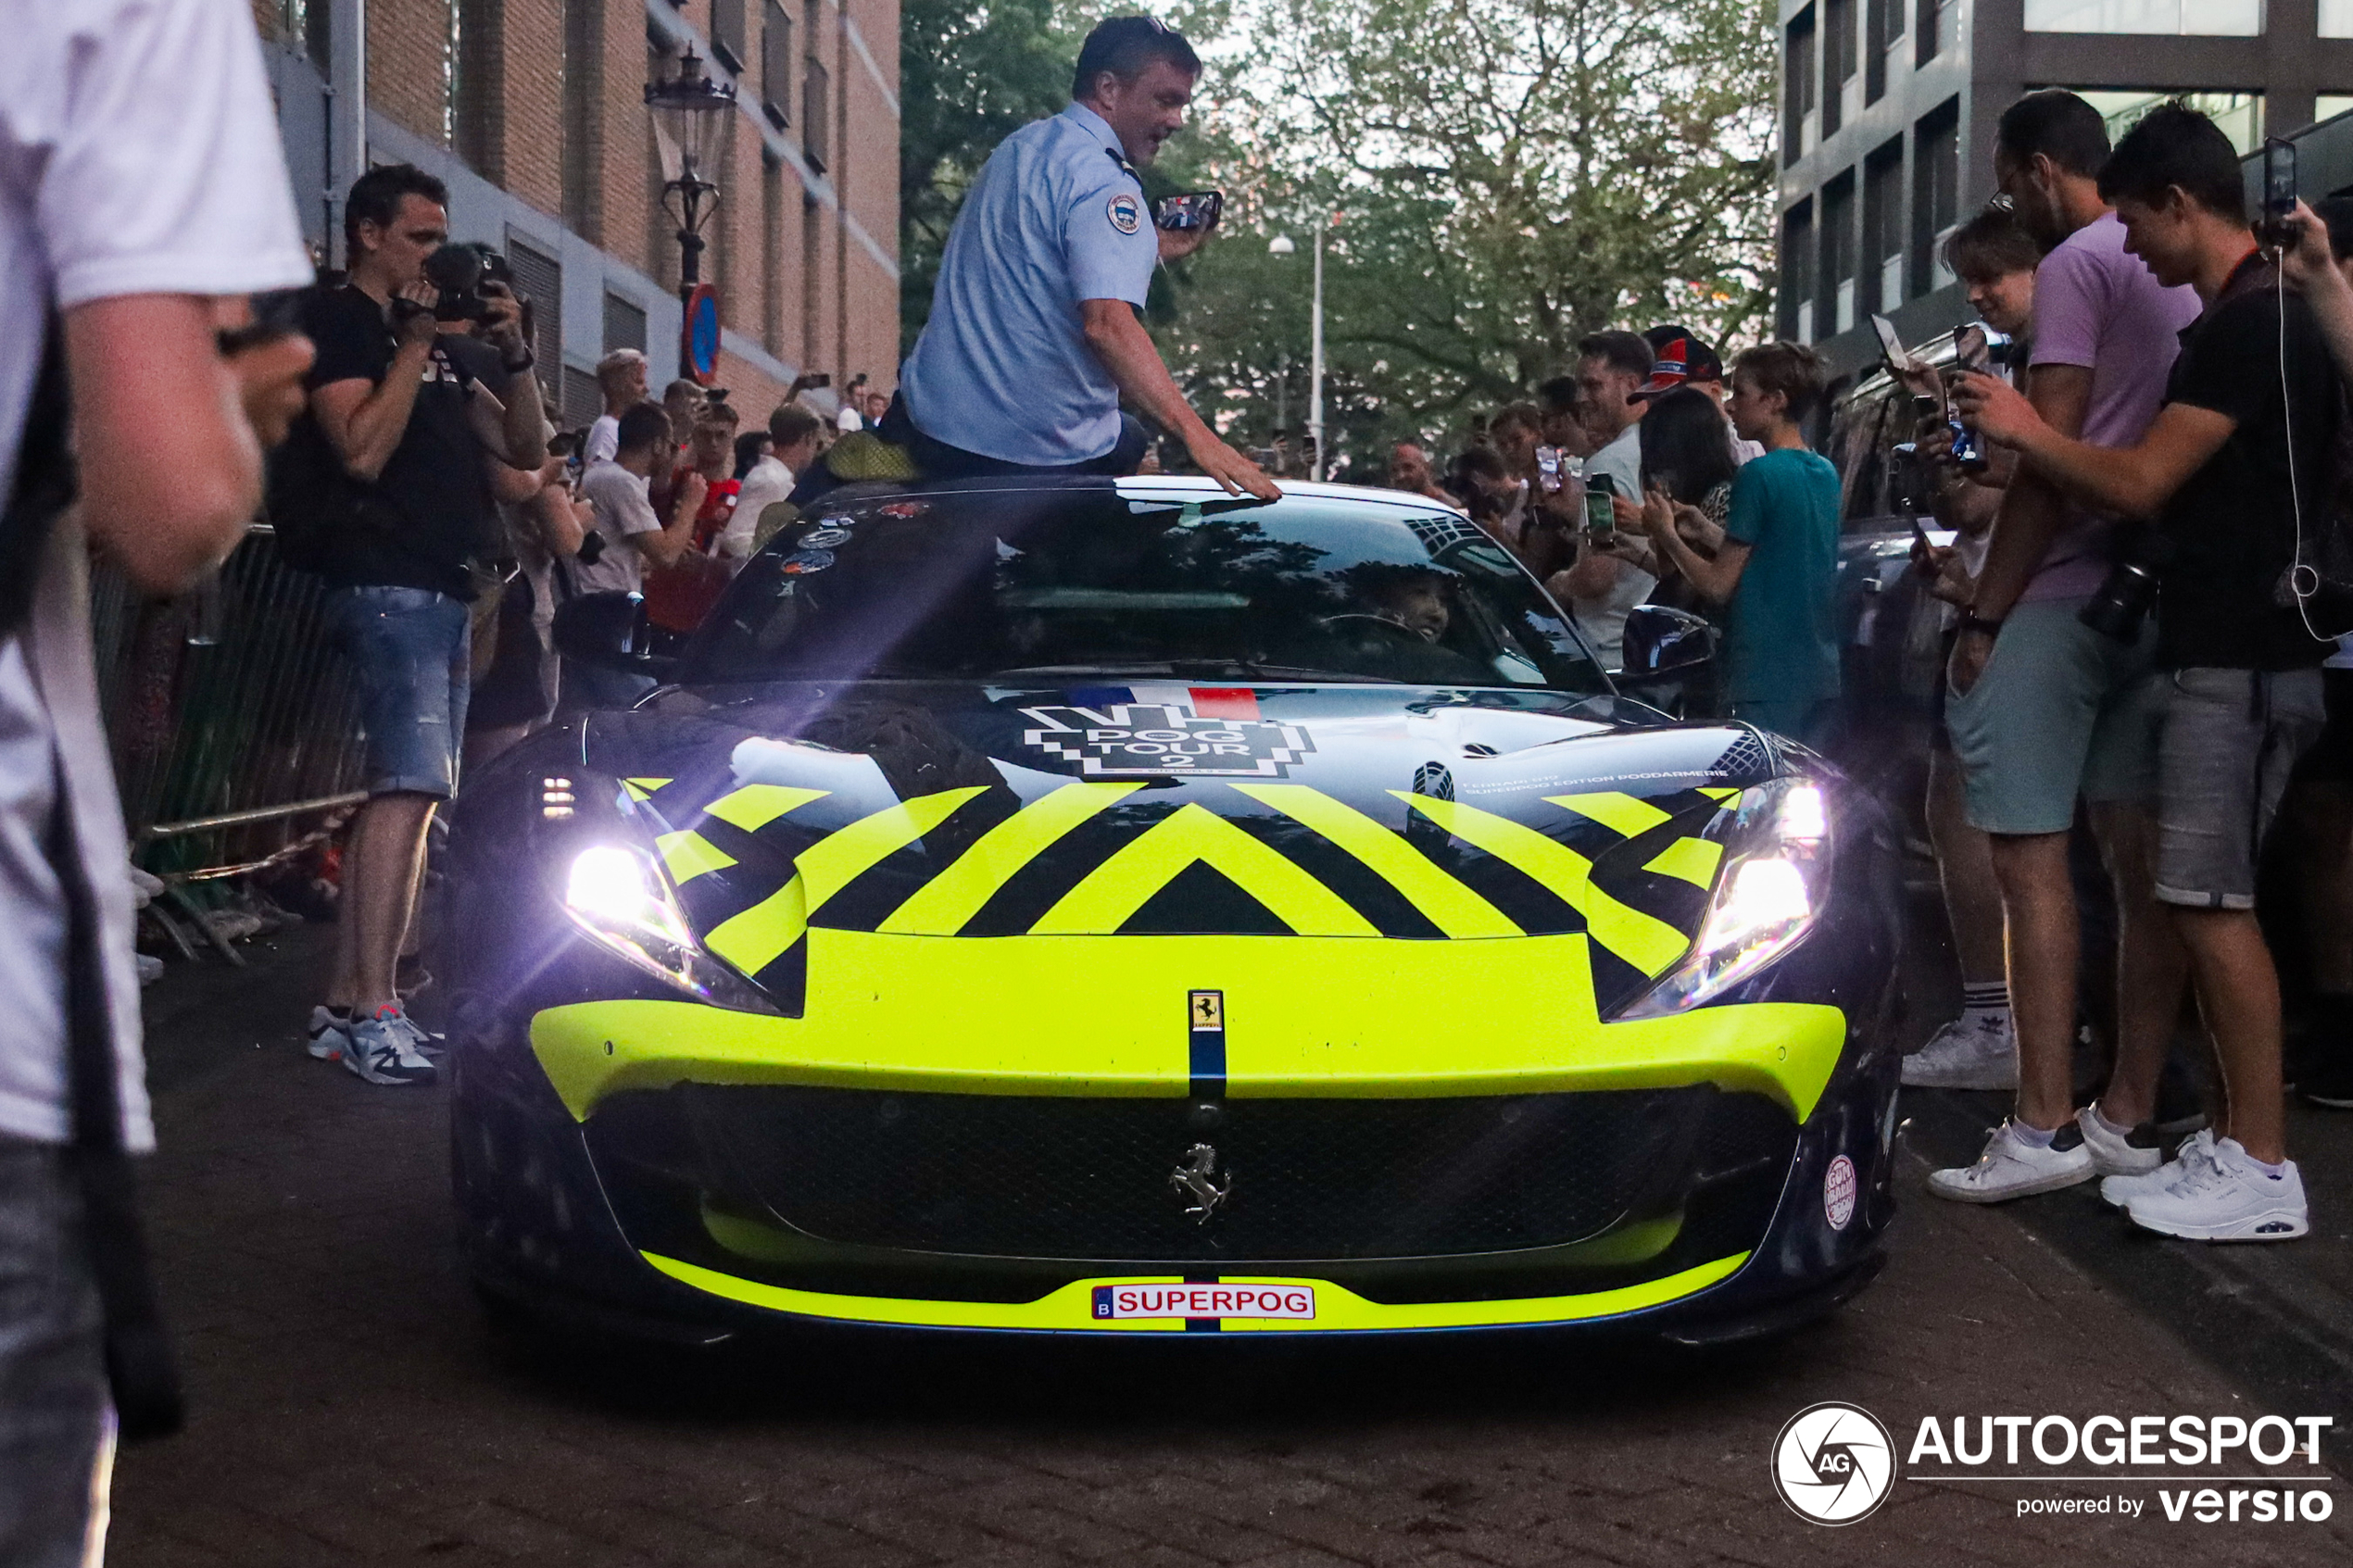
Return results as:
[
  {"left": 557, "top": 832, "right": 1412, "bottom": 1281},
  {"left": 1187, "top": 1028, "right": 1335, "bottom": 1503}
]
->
[{"left": 0, "top": 315, "right": 75, "bottom": 639}]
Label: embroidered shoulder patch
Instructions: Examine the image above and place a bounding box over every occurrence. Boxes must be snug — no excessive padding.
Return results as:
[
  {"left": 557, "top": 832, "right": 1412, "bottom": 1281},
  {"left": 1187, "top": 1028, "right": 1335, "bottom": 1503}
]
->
[{"left": 1107, "top": 193, "right": 1143, "bottom": 235}]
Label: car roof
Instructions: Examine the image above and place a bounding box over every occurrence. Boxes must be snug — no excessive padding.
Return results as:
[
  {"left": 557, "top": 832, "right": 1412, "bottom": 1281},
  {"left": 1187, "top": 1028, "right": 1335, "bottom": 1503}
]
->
[{"left": 808, "top": 472, "right": 1472, "bottom": 516}]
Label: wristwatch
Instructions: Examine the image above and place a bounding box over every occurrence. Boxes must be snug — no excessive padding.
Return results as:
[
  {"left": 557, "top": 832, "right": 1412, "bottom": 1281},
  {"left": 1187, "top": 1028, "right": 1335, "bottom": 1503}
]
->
[{"left": 500, "top": 349, "right": 536, "bottom": 376}]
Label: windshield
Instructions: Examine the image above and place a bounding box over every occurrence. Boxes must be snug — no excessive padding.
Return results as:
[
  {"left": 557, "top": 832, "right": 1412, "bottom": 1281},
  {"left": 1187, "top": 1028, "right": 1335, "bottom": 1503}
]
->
[{"left": 681, "top": 485, "right": 1607, "bottom": 693}]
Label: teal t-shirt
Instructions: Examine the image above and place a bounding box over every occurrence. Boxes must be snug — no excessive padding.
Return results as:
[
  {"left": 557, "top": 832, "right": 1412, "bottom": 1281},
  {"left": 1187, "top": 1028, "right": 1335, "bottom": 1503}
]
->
[{"left": 1721, "top": 446, "right": 1843, "bottom": 705}]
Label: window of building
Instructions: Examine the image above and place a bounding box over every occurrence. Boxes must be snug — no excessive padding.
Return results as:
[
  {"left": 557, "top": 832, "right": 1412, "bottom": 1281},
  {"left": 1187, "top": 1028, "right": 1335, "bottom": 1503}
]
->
[
  {"left": 2022, "top": 0, "right": 2263, "bottom": 35},
  {"left": 804, "top": 54, "right": 831, "bottom": 171},
  {"left": 1824, "top": 0, "right": 1856, "bottom": 137},
  {"left": 763, "top": 154, "right": 786, "bottom": 355},
  {"left": 1785, "top": 8, "right": 1818, "bottom": 164},
  {"left": 1866, "top": 0, "right": 1903, "bottom": 105},
  {"left": 761, "top": 0, "right": 793, "bottom": 128},
  {"left": 1821, "top": 169, "right": 1857, "bottom": 337},
  {"left": 711, "top": 0, "right": 749, "bottom": 71},
  {"left": 505, "top": 234, "right": 563, "bottom": 389},
  {"left": 2325, "top": 0, "right": 2353, "bottom": 33},
  {"left": 1782, "top": 199, "right": 1818, "bottom": 343},
  {"left": 562, "top": 365, "right": 601, "bottom": 430},
  {"left": 604, "top": 291, "right": 648, "bottom": 356},
  {"left": 454, "top": 0, "right": 504, "bottom": 178},
  {"left": 1910, "top": 97, "right": 1959, "bottom": 295},
  {"left": 2319, "top": 94, "right": 2353, "bottom": 120},
  {"left": 2054, "top": 88, "right": 2266, "bottom": 153},
  {"left": 1864, "top": 139, "right": 1906, "bottom": 314},
  {"left": 1915, "top": 0, "right": 1959, "bottom": 63}
]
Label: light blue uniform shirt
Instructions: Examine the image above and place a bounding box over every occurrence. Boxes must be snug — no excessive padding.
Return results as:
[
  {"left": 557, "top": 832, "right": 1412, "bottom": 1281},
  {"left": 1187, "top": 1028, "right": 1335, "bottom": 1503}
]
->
[{"left": 900, "top": 103, "right": 1159, "bottom": 466}]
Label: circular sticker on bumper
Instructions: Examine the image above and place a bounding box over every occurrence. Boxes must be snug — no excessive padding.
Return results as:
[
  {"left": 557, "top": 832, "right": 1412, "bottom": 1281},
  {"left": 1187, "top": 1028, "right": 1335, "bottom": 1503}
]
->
[
  {"left": 800, "top": 528, "right": 852, "bottom": 548},
  {"left": 1822, "top": 1155, "right": 1856, "bottom": 1231},
  {"left": 780, "top": 548, "right": 835, "bottom": 575}
]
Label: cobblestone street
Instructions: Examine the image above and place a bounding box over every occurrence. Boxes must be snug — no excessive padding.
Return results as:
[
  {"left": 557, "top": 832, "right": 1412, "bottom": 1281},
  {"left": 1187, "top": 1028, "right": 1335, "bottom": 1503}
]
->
[{"left": 106, "top": 927, "right": 2353, "bottom": 1567}]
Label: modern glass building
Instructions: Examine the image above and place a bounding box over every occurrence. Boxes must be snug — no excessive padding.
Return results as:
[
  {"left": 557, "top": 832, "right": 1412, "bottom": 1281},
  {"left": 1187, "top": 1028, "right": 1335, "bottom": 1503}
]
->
[{"left": 1777, "top": 0, "right": 2353, "bottom": 373}]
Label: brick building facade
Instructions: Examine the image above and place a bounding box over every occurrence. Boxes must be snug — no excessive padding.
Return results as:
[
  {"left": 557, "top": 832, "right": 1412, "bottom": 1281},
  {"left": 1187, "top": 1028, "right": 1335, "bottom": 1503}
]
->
[{"left": 248, "top": 0, "right": 900, "bottom": 428}]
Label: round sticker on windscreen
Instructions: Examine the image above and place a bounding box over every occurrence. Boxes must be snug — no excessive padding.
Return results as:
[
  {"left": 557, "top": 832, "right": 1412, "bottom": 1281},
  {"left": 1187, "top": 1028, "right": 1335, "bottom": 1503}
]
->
[
  {"left": 780, "top": 548, "right": 835, "bottom": 575},
  {"left": 800, "top": 528, "right": 852, "bottom": 548}
]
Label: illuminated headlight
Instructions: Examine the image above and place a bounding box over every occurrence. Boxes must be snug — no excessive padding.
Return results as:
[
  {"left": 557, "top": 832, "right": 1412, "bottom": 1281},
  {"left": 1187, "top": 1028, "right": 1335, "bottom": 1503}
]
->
[
  {"left": 560, "top": 845, "right": 775, "bottom": 1013},
  {"left": 1617, "top": 778, "right": 1831, "bottom": 1019}
]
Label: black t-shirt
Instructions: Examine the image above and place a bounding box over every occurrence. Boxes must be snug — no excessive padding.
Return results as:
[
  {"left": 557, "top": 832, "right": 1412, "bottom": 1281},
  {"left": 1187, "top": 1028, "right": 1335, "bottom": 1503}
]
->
[
  {"left": 2157, "top": 272, "right": 2339, "bottom": 671},
  {"left": 297, "top": 285, "right": 504, "bottom": 598}
]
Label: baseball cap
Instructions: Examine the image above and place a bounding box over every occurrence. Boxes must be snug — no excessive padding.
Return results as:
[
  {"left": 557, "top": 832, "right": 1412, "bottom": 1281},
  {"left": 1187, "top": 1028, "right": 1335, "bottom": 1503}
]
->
[{"left": 1629, "top": 324, "right": 1726, "bottom": 400}]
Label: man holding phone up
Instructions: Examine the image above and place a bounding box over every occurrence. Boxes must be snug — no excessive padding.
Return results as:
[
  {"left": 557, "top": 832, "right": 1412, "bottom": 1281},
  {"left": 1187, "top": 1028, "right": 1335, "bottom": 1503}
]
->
[
  {"left": 1955, "top": 105, "right": 2336, "bottom": 1240},
  {"left": 893, "top": 16, "right": 1276, "bottom": 499}
]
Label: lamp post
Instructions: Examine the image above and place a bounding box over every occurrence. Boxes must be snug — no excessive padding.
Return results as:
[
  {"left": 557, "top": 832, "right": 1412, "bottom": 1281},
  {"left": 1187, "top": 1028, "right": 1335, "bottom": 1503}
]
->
[
  {"left": 645, "top": 48, "right": 736, "bottom": 382},
  {"left": 1267, "top": 222, "right": 1325, "bottom": 480}
]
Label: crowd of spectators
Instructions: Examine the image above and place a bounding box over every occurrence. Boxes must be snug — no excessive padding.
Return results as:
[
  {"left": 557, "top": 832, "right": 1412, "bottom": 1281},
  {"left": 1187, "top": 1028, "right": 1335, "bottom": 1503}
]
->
[{"left": 1363, "top": 322, "right": 1845, "bottom": 734}]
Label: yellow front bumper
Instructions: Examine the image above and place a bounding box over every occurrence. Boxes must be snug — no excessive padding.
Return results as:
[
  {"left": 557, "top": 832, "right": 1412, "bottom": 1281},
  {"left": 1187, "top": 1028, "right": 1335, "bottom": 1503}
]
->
[
  {"left": 639, "top": 1250, "right": 1753, "bottom": 1332},
  {"left": 530, "top": 929, "right": 1848, "bottom": 1119}
]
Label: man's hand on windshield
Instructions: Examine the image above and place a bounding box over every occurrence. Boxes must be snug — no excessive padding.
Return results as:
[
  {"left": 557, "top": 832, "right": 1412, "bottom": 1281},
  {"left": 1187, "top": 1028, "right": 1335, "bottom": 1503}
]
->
[{"left": 1183, "top": 427, "right": 1282, "bottom": 501}]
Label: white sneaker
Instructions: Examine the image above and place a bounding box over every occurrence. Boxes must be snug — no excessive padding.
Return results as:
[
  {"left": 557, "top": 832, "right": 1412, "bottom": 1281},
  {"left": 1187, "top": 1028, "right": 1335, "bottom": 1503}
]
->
[
  {"left": 2124, "top": 1138, "right": 2309, "bottom": 1241},
  {"left": 306, "top": 1005, "right": 350, "bottom": 1061},
  {"left": 2074, "top": 1104, "right": 2161, "bottom": 1177},
  {"left": 1925, "top": 1119, "right": 2094, "bottom": 1203},
  {"left": 342, "top": 1006, "right": 437, "bottom": 1087},
  {"left": 1902, "top": 1015, "right": 2017, "bottom": 1090},
  {"left": 2100, "top": 1128, "right": 2214, "bottom": 1209}
]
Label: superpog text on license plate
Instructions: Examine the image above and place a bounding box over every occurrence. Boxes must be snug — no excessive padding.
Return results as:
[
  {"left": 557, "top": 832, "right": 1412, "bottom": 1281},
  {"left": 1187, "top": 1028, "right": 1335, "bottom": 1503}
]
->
[{"left": 1090, "top": 1284, "right": 1316, "bottom": 1320}]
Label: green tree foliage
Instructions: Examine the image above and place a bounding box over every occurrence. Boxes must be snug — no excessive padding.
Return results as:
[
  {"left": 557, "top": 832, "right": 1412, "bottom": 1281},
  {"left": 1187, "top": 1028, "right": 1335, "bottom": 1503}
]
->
[
  {"left": 1160, "top": 0, "right": 1777, "bottom": 467},
  {"left": 899, "top": 0, "right": 1077, "bottom": 349}
]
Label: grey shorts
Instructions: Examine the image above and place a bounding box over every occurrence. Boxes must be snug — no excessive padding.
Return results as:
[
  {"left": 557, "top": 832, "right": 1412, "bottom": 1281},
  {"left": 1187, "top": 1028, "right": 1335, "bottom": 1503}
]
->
[
  {"left": 1946, "top": 597, "right": 2163, "bottom": 836},
  {"left": 2155, "top": 667, "right": 2327, "bottom": 909}
]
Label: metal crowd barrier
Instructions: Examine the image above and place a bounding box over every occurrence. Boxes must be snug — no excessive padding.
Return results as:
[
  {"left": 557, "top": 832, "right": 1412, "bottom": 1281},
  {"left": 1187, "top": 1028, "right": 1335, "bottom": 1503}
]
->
[{"left": 92, "top": 524, "right": 370, "bottom": 903}]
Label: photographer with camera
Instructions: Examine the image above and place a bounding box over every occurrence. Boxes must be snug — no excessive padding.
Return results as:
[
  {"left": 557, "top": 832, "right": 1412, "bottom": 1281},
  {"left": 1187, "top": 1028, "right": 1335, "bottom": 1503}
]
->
[
  {"left": 1955, "top": 104, "right": 2337, "bottom": 1240},
  {"left": 296, "top": 164, "right": 547, "bottom": 1088}
]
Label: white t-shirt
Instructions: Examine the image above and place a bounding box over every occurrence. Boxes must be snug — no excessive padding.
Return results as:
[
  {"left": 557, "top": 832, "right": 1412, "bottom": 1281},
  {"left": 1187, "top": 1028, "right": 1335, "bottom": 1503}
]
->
[
  {"left": 1573, "top": 422, "right": 1658, "bottom": 670},
  {"left": 836, "top": 405, "right": 864, "bottom": 433},
  {"left": 722, "top": 453, "right": 796, "bottom": 560},
  {"left": 576, "top": 461, "right": 663, "bottom": 595},
  {"left": 0, "top": 0, "right": 309, "bottom": 1149},
  {"left": 584, "top": 412, "right": 621, "bottom": 467}
]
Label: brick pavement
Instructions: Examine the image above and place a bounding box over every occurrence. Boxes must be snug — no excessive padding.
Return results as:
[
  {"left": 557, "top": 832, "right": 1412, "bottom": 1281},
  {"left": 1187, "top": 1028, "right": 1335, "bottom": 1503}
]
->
[{"left": 106, "top": 928, "right": 2353, "bottom": 1566}]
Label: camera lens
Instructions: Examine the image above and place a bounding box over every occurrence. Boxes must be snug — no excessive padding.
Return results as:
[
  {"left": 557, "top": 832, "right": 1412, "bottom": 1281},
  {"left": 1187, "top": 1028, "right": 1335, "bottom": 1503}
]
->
[{"left": 422, "top": 244, "right": 484, "bottom": 294}]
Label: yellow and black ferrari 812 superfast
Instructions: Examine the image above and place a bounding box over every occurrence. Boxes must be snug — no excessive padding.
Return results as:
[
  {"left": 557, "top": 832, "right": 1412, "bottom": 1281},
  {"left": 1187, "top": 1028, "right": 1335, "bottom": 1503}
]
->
[{"left": 444, "top": 476, "right": 1902, "bottom": 1344}]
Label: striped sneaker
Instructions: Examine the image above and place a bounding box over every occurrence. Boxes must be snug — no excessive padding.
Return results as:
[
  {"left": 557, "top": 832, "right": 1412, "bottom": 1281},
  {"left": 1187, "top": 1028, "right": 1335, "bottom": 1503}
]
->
[
  {"left": 342, "top": 1006, "right": 438, "bottom": 1087},
  {"left": 305, "top": 1005, "right": 352, "bottom": 1062}
]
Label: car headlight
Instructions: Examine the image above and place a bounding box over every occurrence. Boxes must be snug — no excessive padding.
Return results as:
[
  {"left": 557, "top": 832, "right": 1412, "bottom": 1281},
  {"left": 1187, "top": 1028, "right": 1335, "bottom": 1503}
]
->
[
  {"left": 560, "top": 844, "right": 777, "bottom": 1013},
  {"left": 1616, "top": 777, "right": 1830, "bottom": 1019}
]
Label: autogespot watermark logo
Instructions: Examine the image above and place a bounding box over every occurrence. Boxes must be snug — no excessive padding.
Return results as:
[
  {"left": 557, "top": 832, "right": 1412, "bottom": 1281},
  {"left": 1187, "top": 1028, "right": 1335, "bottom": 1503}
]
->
[{"left": 1772, "top": 1401, "right": 1897, "bottom": 1524}]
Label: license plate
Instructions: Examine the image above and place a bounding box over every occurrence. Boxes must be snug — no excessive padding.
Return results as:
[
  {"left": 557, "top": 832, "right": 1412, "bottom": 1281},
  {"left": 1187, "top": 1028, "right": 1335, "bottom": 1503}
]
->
[{"left": 1090, "top": 1283, "right": 1316, "bottom": 1321}]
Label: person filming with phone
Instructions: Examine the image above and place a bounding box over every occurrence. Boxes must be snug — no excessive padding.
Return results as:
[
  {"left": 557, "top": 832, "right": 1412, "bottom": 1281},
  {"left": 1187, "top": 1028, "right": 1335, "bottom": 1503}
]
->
[
  {"left": 1951, "top": 104, "right": 2338, "bottom": 1240},
  {"left": 889, "top": 16, "right": 1277, "bottom": 498}
]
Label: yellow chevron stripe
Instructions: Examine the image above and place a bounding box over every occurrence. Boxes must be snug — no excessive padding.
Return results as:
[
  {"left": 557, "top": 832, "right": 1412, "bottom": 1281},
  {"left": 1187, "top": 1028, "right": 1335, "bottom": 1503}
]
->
[
  {"left": 702, "top": 784, "right": 829, "bottom": 833},
  {"left": 1230, "top": 784, "right": 1521, "bottom": 938},
  {"left": 705, "top": 787, "right": 987, "bottom": 973},
  {"left": 1698, "top": 787, "right": 1741, "bottom": 803},
  {"left": 880, "top": 782, "right": 1145, "bottom": 935},
  {"left": 1032, "top": 803, "right": 1379, "bottom": 936},
  {"left": 1643, "top": 837, "right": 1724, "bottom": 889},
  {"left": 1391, "top": 793, "right": 1689, "bottom": 976},
  {"left": 655, "top": 830, "right": 736, "bottom": 885},
  {"left": 1546, "top": 792, "right": 1673, "bottom": 838}
]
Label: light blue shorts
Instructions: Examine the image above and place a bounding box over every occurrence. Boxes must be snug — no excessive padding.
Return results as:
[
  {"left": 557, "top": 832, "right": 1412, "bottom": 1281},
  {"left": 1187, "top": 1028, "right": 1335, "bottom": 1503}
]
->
[
  {"left": 1945, "top": 596, "right": 2162, "bottom": 836},
  {"left": 322, "top": 585, "right": 472, "bottom": 799}
]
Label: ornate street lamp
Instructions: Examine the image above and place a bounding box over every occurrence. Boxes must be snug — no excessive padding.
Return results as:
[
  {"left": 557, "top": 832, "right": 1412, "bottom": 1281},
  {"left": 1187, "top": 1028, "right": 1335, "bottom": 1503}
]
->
[{"left": 645, "top": 48, "right": 736, "bottom": 380}]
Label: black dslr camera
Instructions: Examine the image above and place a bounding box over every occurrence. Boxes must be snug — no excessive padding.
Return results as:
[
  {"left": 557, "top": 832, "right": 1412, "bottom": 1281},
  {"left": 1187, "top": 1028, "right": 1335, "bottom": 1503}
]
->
[
  {"left": 2080, "top": 528, "right": 2176, "bottom": 642},
  {"left": 422, "top": 241, "right": 512, "bottom": 322}
]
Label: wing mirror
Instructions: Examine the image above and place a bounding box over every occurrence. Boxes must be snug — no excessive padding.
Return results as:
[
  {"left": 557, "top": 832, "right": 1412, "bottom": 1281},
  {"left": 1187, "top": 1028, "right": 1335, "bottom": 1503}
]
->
[
  {"left": 1617, "top": 603, "right": 1718, "bottom": 681},
  {"left": 550, "top": 591, "right": 677, "bottom": 679}
]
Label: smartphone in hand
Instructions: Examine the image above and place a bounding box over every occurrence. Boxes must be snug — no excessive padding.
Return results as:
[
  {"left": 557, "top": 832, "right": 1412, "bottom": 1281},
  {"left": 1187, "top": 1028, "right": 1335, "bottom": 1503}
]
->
[
  {"left": 1583, "top": 484, "right": 1616, "bottom": 542},
  {"left": 1154, "top": 191, "right": 1224, "bottom": 232}
]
